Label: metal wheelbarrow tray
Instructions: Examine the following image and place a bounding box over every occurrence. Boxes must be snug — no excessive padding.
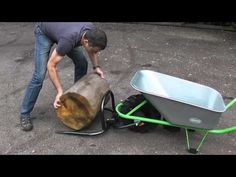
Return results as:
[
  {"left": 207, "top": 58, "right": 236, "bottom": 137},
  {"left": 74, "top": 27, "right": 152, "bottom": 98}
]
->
[{"left": 130, "top": 70, "right": 226, "bottom": 129}]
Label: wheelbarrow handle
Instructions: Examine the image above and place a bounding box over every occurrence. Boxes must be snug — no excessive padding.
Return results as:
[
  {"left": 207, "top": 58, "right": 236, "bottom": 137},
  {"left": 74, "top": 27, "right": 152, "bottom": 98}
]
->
[{"left": 226, "top": 98, "right": 236, "bottom": 110}]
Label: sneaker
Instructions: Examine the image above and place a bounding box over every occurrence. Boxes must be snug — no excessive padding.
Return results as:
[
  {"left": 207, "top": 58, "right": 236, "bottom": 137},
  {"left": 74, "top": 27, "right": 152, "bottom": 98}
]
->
[{"left": 20, "top": 116, "right": 33, "bottom": 131}]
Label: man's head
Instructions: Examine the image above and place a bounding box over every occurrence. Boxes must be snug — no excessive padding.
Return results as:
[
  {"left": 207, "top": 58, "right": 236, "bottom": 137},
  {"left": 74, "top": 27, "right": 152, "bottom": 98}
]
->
[{"left": 82, "top": 28, "right": 107, "bottom": 54}]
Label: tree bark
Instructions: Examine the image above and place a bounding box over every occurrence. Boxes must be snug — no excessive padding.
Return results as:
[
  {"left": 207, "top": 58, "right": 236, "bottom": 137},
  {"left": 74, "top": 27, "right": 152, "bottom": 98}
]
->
[{"left": 56, "top": 73, "right": 110, "bottom": 130}]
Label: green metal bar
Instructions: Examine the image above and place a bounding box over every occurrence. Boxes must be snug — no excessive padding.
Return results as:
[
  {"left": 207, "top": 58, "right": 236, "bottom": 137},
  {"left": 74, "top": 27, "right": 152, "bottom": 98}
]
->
[
  {"left": 226, "top": 98, "right": 236, "bottom": 110},
  {"left": 208, "top": 126, "right": 236, "bottom": 134},
  {"left": 116, "top": 102, "right": 236, "bottom": 134},
  {"left": 196, "top": 131, "right": 209, "bottom": 152},
  {"left": 185, "top": 129, "right": 190, "bottom": 150},
  {"left": 116, "top": 103, "right": 172, "bottom": 126},
  {"left": 127, "top": 100, "right": 147, "bottom": 116}
]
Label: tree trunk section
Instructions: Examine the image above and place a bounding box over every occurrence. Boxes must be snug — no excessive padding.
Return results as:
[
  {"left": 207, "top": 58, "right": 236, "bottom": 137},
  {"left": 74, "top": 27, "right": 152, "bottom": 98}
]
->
[{"left": 56, "top": 73, "right": 110, "bottom": 130}]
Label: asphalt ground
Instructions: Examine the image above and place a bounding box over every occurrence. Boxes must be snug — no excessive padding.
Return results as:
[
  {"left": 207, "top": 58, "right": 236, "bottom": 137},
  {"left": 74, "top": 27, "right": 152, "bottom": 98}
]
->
[{"left": 0, "top": 22, "right": 236, "bottom": 155}]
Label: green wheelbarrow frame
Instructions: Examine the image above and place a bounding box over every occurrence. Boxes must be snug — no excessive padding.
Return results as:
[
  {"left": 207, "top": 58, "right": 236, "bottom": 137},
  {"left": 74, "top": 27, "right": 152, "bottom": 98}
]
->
[{"left": 115, "top": 97, "right": 236, "bottom": 154}]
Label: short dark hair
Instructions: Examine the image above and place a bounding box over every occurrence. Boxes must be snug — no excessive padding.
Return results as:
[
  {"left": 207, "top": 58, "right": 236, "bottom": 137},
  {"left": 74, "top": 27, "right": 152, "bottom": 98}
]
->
[{"left": 84, "top": 29, "right": 107, "bottom": 50}]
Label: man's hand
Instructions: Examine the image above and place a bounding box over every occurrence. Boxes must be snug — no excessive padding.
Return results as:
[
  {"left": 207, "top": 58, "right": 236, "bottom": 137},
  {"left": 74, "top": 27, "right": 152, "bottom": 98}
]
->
[
  {"left": 94, "top": 67, "right": 104, "bottom": 79},
  {"left": 54, "top": 92, "right": 63, "bottom": 109}
]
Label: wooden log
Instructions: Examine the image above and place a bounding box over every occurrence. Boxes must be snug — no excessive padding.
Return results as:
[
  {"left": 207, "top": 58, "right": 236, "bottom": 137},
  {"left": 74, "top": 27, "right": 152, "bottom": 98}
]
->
[{"left": 56, "top": 73, "right": 110, "bottom": 130}]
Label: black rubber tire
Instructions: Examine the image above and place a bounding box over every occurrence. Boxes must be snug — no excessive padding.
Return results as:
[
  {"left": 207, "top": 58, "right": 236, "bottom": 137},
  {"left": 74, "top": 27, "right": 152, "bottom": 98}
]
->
[{"left": 118, "top": 94, "right": 161, "bottom": 133}]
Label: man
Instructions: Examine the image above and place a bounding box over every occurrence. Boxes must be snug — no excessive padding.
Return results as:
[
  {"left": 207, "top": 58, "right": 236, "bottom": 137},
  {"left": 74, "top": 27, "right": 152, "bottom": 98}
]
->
[{"left": 20, "top": 22, "right": 107, "bottom": 131}]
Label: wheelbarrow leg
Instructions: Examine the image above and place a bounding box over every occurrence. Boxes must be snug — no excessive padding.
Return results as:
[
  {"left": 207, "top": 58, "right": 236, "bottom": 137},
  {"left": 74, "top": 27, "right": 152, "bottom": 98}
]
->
[{"left": 185, "top": 128, "right": 209, "bottom": 154}]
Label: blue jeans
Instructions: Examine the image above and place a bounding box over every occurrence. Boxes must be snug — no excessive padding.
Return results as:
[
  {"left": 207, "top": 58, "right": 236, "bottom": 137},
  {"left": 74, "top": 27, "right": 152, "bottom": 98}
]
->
[{"left": 20, "top": 24, "right": 88, "bottom": 118}]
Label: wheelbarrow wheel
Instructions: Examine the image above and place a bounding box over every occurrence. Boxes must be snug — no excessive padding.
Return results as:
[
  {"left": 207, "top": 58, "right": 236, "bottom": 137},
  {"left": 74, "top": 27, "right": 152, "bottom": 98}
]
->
[
  {"left": 128, "top": 111, "right": 157, "bottom": 133},
  {"left": 118, "top": 94, "right": 160, "bottom": 133}
]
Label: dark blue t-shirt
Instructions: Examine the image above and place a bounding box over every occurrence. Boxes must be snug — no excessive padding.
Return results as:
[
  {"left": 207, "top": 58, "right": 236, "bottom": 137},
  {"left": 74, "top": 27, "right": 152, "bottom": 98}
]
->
[{"left": 39, "top": 22, "right": 96, "bottom": 56}]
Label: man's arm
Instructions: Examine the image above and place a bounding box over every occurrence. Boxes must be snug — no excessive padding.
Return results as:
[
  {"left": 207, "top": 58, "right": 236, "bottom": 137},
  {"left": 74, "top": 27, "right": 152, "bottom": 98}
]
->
[
  {"left": 47, "top": 49, "right": 64, "bottom": 108},
  {"left": 87, "top": 51, "right": 104, "bottom": 78}
]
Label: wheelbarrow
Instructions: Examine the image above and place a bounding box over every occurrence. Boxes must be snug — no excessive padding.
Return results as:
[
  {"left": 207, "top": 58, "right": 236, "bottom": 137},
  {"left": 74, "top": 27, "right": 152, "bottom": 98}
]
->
[{"left": 115, "top": 70, "right": 236, "bottom": 154}]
